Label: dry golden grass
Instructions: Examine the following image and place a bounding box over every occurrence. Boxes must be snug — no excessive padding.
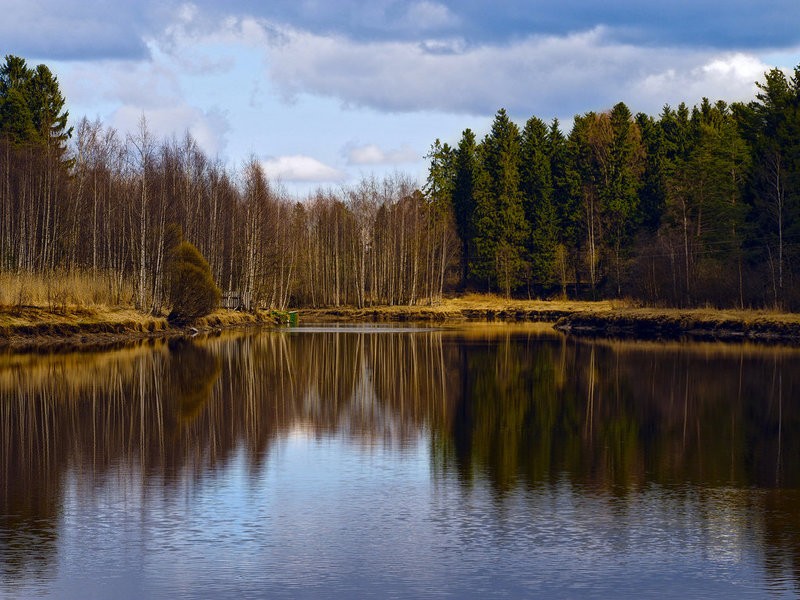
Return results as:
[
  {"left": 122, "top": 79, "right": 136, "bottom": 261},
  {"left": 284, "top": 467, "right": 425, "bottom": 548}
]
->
[
  {"left": 431, "top": 294, "right": 800, "bottom": 324},
  {"left": 0, "top": 271, "right": 269, "bottom": 343},
  {"left": 439, "top": 293, "right": 619, "bottom": 312},
  {"left": 0, "top": 270, "right": 135, "bottom": 309},
  {"left": 194, "top": 309, "right": 275, "bottom": 328},
  {"left": 589, "top": 306, "right": 800, "bottom": 326},
  {"left": 301, "top": 294, "right": 620, "bottom": 321},
  {"left": 3, "top": 271, "right": 799, "bottom": 345},
  {"left": 300, "top": 294, "right": 800, "bottom": 342},
  {"left": 0, "top": 305, "right": 169, "bottom": 336}
]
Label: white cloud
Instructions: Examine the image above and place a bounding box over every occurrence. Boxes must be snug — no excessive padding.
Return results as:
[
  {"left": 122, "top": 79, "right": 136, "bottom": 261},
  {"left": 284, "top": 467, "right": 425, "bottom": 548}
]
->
[
  {"left": 638, "top": 53, "right": 768, "bottom": 110},
  {"left": 345, "top": 143, "right": 419, "bottom": 165},
  {"left": 163, "top": 13, "right": 279, "bottom": 49},
  {"left": 259, "top": 23, "right": 772, "bottom": 117},
  {"left": 80, "top": 11, "right": 777, "bottom": 128},
  {"left": 262, "top": 155, "right": 345, "bottom": 182},
  {"left": 42, "top": 5, "right": 792, "bottom": 201}
]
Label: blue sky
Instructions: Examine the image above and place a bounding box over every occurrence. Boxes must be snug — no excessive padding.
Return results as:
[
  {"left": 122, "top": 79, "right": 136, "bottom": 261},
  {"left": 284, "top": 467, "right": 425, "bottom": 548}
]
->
[{"left": 4, "top": 0, "right": 800, "bottom": 195}]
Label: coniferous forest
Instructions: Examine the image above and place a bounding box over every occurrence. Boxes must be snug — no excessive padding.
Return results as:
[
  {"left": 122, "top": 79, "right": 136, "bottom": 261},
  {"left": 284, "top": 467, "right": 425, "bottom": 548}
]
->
[{"left": 2, "top": 54, "right": 800, "bottom": 311}]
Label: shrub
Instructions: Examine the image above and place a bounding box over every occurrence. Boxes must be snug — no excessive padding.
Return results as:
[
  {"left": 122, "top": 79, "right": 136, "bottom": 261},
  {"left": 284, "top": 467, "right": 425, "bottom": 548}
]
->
[{"left": 165, "top": 225, "right": 221, "bottom": 325}]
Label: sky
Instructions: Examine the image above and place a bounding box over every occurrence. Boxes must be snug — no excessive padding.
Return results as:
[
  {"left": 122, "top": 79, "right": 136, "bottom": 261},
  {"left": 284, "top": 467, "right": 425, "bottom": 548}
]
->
[{"left": 4, "top": 0, "right": 800, "bottom": 196}]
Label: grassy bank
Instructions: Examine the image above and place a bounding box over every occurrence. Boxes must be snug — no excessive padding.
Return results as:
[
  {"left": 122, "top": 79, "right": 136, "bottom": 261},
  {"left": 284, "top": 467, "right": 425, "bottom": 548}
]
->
[
  {"left": 0, "top": 270, "right": 281, "bottom": 351},
  {"left": 301, "top": 295, "right": 800, "bottom": 343},
  {"left": 0, "top": 306, "right": 273, "bottom": 352},
  {"left": 4, "top": 280, "right": 800, "bottom": 349},
  {"left": 553, "top": 306, "right": 800, "bottom": 343},
  {"left": 301, "top": 294, "right": 618, "bottom": 322}
]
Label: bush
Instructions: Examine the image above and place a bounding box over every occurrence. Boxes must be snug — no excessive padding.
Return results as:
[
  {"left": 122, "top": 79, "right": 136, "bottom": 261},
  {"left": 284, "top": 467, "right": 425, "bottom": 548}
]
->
[{"left": 165, "top": 225, "right": 221, "bottom": 325}]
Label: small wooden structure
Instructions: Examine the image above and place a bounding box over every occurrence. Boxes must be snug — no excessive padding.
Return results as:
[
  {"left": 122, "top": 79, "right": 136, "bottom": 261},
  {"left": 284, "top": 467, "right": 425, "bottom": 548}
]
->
[{"left": 222, "top": 291, "right": 241, "bottom": 310}]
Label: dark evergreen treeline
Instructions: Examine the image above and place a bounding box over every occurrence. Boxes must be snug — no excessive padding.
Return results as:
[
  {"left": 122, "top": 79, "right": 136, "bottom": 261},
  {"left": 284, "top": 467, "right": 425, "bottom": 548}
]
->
[
  {"left": 2, "top": 53, "right": 800, "bottom": 309},
  {"left": 430, "top": 66, "right": 800, "bottom": 308}
]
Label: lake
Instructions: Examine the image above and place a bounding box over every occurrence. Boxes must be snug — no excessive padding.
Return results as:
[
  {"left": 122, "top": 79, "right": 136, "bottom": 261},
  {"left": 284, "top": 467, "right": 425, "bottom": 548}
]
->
[{"left": 1, "top": 324, "right": 799, "bottom": 599}]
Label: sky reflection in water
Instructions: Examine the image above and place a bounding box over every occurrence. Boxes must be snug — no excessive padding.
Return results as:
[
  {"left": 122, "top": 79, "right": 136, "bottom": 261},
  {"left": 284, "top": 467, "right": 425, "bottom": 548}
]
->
[{"left": 1, "top": 325, "right": 799, "bottom": 598}]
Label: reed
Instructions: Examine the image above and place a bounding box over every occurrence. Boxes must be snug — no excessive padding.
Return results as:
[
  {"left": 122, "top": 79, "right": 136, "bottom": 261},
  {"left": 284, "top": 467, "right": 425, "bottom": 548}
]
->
[{"left": 0, "top": 269, "right": 134, "bottom": 310}]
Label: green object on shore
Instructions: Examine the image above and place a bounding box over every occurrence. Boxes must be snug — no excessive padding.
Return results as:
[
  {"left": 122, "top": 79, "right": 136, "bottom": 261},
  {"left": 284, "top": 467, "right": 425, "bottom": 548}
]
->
[{"left": 270, "top": 310, "right": 299, "bottom": 326}]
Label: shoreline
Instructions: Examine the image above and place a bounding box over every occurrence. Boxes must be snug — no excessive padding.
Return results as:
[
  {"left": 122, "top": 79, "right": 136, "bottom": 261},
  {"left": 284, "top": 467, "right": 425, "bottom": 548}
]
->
[
  {"left": 301, "top": 300, "right": 800, "bottom": 344},
  {"left": 299, "top": 297, "right": 615, "bottom": 324},
  {"left": 3, "top": 298, "right": 800, "bottom": 350},
  {"left": 553, "top": 308, "right": 800, "bottom": 344},
  {"left": 0, "top": 307, "right": 274, "bottom": 353}
]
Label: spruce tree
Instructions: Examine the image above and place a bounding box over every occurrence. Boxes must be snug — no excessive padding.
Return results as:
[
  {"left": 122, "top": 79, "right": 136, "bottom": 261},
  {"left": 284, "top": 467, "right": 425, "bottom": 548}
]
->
[
  {"left": 0, "top": 56, "right": 37, "bottom": 144},
  {"left": 472, "top": 109, "right": 529, "bottom": 297},
  {"left": 549, "top": 119, "right": 578, "bottom": 295},
  {"left": 453, "top": 129, "right": 479, "bottom": 286},
  {"left": 520, "top": 116, "right": 557, "bottom": 291},
  {"left": 424, "top": 139, "right": 456, "bottom": 299},
  {"left": 605, "top": 102, "right": 644, "bottom": 295},
  {"left": 0, "top": 55, "right": 71, "bottom": 151},
  {"left": 635, "top": 112, "right": 667, "bottom": 231},
  {"left": 28, "top": 63, "right": 71, "bottom": 154},
  {"left": 739, "top": 68, "right": 800, "bottom": 307}
]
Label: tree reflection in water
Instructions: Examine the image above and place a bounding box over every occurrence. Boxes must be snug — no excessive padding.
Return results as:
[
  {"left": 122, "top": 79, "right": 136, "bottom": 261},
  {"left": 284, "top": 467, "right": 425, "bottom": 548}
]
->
[{"left": 1, "top": 326, "right": 799, "bottom": 590}]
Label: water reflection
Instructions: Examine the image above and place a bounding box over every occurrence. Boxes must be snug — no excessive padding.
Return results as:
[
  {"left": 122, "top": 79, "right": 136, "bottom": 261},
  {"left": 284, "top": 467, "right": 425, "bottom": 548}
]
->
[
  {"left": 1, "top": 326, "right": 799, "bottom": 596},
  {"left": 450, "top": 336, "right": 799, "bottom": 491}
]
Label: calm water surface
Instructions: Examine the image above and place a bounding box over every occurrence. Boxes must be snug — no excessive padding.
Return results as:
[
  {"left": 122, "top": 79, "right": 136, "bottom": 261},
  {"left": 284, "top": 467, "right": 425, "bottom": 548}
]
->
[{"left": 1, "top": 324, "right": 799, "bottom": 598}]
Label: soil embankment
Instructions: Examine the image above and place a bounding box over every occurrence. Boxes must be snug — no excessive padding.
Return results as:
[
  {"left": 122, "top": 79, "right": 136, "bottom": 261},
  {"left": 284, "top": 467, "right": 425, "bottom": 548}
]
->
[
  {"left": 553, "top": 308, "right": 800, "bottom": 343},
  {"left": 0, "top": 307, "right": 273, "bottom": 352}
]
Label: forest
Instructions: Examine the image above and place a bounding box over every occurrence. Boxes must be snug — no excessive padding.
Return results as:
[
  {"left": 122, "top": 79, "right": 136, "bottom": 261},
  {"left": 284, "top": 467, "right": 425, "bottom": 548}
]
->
[{"left": 1, "top": 54, "right": 799, "bottom": 311}]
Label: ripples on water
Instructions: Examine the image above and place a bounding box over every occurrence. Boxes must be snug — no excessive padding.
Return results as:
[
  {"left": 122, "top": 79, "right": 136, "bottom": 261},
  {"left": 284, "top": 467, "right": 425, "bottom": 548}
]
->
[{"left": 1, "top": 324, "right": 799, "bottom": 598}]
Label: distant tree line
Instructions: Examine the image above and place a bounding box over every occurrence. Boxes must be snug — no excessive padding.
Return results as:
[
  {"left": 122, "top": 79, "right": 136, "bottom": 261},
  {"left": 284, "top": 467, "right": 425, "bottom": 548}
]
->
[
  {"left": 0, "top": 55, "right": 454, "bottom": 311},
  {"left": 429, "top": 66, "right": 800, "bottom": 308},
  {"left": 1, "top": 53, "right": 799, "bottom": 310}
]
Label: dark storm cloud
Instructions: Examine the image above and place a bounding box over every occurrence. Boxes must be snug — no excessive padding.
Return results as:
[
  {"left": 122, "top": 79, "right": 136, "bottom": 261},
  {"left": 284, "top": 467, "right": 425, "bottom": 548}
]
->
[
  {"left": 0, "top": 0, "right": 167, "bottom": 60},
  {"left": 443, "top": 1, "right": 800, "bottom": 49},
  {"left": 188, "top": 0, "right": 800, "bottom": 49},
  {"left": 6, "top": 0, "right": 799, "bottom": 61}
]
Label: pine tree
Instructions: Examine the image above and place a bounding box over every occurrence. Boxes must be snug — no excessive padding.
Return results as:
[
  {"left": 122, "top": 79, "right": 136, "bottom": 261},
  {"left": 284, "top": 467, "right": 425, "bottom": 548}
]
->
[
  {"left": 0, "top": 56, "right": 37, "bottom": 144},
  {"left": 549, "top": 119, "right": 577, "bottom": 296},
  {"left": 424, "top": 139, "right": 456, "bottom": 299},
  {"left": 520, "top": 116, "right": 557, "bottom": 291},
  {"left": 687, "top": 103, "right": 750, "bottom": 305},
  {"left": 0, "top": 55, "right": 71, "bottom": 150},
  {"left": 0, "top": 85, "right": 36, "bottom": 144},
  {"left": 452, "top": 129, "right": 478, "bottom": 286},
  {"left": 28, "top": 63, "right": 72, "bottom": 155},
  {"left": 566, "top": 112, "right": 607, "bottom": 296},
  {"left": 635, "top": 112, "right": 667, "bottom": 231},
  {"left": 738, "top": 68, "right": 800, "bottom": 307},
  {"left": 605, "top": 102, "right": 645, "bottom": 295},
  {"left": 472, "top": 109, "right": 529, "bottom": 297},
  {"left": 658, "top": 103, "right": 695, "bottom": 303}
]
